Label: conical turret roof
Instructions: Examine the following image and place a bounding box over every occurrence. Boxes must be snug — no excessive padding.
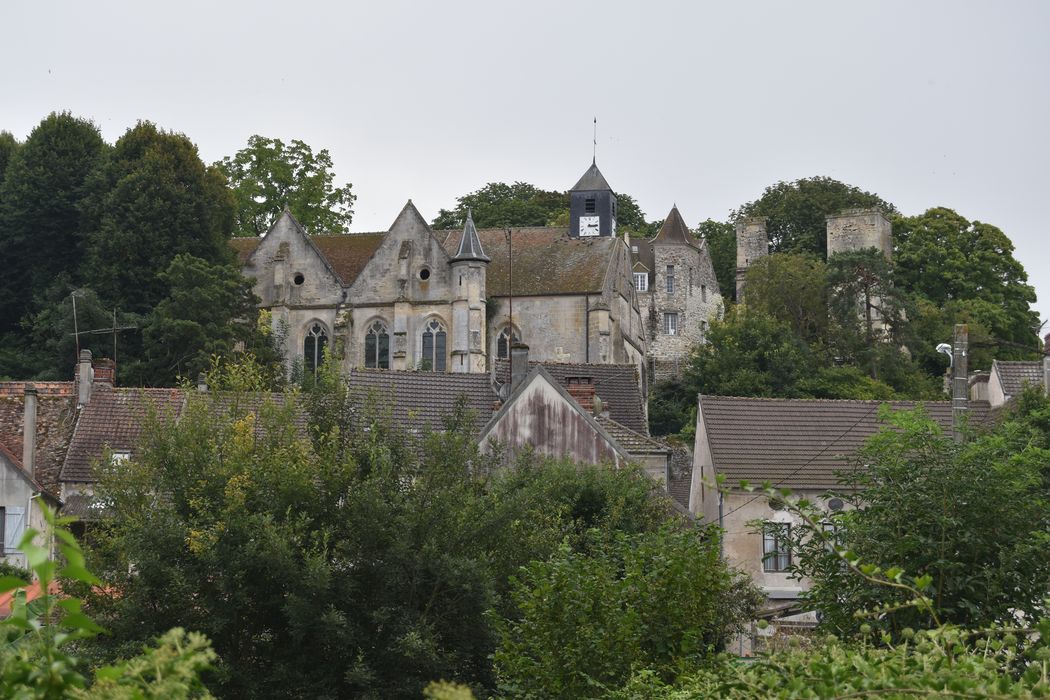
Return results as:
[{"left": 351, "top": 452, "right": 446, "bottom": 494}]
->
[
  {"left": 451, "top": 209, "right": 490, "bottom": 262},
  {"left": 651, "top": 205, "right": 697, "bottom": 247},
  {"left": 570, "top": 159, "right": 613, "bottom": 192}
]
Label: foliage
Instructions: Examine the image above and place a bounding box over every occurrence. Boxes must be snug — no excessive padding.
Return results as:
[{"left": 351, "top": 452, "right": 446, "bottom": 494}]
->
[
  {"left": 0, "top": 129, "right": 19, "bottom": 185},
  {"left": 85, "top": 372, "right": 680, "bottom": 698},
  {"left": 743, "top": 253, "right": 828, "bottom": 345},
  {"left": 432, "top": 181, "right": 568, "bottom": 229},
  {"left": 697, "top": 219, "right": 736, "bottom": 301},
  {"left": 648, "top": 379, "right": 696, "bottom": 438},
  {"left": 81, "top": 121, "right": 235, "bottom": 316},
  {"left": 0, "top": 506, "right": 215, "bottom": 698},
  {"left": 895, "top": 207, "right": 1040, "bottom": 362},
  {"left": 217, "top": 135, "right": 356, "bottom": 237},
  {"left": 0, "top": 112, "right": 107, "bottom": 335},
  {"left": 493, "top": 526, "right": 761, "bottom": 698},
  {"left": 141, "top": 254, "right": 272, "bottom": 384},
  {"left": 613, "top": 624, "right": 1050, "bottom": 698},
  {"left": 790, "top": 403, "right": 1050, "bottom": 636},
  {"left": 730, "top": 176, "right": 896, "bottom": 257}
]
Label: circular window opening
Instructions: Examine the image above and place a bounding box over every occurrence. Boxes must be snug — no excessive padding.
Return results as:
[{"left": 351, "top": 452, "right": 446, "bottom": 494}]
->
[
  {"left": 293, "top": 273, "right": 305, "bottom": 286},
  {"left": 419, "top": 268, "right": 431, "bottom": 281}
]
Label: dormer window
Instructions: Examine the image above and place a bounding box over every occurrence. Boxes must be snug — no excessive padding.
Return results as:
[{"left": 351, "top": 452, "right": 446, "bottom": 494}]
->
[{"left": 633, "top": 273, "right": 648, "bottom": 292}]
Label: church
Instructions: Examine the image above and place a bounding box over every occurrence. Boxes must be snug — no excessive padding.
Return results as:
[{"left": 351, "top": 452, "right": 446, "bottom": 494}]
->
[{"left": 231, "top": 160, "right": 724, "bottom": 390}]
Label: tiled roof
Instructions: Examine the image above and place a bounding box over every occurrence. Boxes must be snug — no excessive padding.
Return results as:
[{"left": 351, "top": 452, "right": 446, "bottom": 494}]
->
[
  {"left": 441, "top": 227, "right": 614, "bottom": 296},
  {"left": 595, "top": 416, "right": 668, "bottom": 455},
  {"left": 62, "top": 493, "right": 107, "bottom": 521},
  {"left": 451, "top": 211, "right": 490, "bottom": 262},
  {"left": 993, "top": 360, "right": 1043, "bottom": 398},
  {"left": 494, "top": 360, "right": 647, "bottom": 435},
  {"left": 229, "top": 237, "right": 260, "bottom": 264},
  {"left": 311, "top": 234, "right": 386, "bottom": 286},
  {"left": 630, "top": 236, "right": 655, "bottom": 281},
  {"left": 571, "top": 160, "right": 613, "bottom": 191},
  {"left": 651, "top": 206, "right": 697, "bottom": 248},
  {"left": 60, "top": 387, "right": 184, "bottom": 483},
  {"left": 700, "top": 396, "right": 991, "bottom": 490},
  {"left": 0, "top": 386, "right": 77, "bottom": 494},
  {"left": 345, "top": 369, "right": 497, "bottom": 437}
]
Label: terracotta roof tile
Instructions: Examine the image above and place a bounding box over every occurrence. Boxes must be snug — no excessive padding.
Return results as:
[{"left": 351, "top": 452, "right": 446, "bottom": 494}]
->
[
  {"left": 700, "top": 396, "right": 991, "bottom": 490},
  {"left": 595, "top": 416, "right": 667, "bottom": 455},
  {"left": 310, "top": 234, "right": 386, "bottom": 286},
  {"left": 0, "top": 386, "right": 77, "bottom": 494}
]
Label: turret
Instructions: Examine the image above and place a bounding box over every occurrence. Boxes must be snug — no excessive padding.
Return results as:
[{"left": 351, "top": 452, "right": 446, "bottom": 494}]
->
[{"left": 449, "top": 210, "right": 489, "bottom": 373}]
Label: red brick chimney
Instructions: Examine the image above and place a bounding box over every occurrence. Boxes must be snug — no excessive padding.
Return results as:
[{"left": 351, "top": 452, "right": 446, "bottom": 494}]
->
[
  {"left": 93, "top": 358, "right": 115, "bottom": 387},
  {"left": 565, "top": 377, "right": 596, "bottom": 414}
]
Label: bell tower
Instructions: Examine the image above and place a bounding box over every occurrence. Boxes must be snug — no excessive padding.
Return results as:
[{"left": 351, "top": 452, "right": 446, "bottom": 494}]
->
[{"left": 569, "top": 159, "right": 617, "bottom": 238}]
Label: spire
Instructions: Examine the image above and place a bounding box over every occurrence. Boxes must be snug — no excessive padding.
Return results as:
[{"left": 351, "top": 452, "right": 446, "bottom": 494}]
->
[
  {"left": 571, "top": 160, "right": 613, "bottom": 192},
  {"left": 652, "top": 205, "right": 697, "bottom": 247},
  {"left": 452, "top": 208, "right": 490, "bottom": 262}
]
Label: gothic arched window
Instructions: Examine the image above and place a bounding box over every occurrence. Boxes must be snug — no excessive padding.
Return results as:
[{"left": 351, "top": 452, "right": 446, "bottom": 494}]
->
[
  {"left": 496, "top": 326, "right": 520, "bottom": 360},
  {"left": 420, "top": 318, "right": 447, "bottom": 372},
  {"left": 364, "top": 320, "right": 389, "bottom": 369},
  {"left": 304, "top": 323, "right": 328, "bottom": 376}
]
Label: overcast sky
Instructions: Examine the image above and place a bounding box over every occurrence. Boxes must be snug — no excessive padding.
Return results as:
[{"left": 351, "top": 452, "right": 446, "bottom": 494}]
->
[{"left": 4, "top": 1, "right": 1049, "bottom": 330}]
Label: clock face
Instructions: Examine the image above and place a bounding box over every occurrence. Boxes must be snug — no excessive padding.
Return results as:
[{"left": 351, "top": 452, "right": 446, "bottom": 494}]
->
[{"left": 579, "top": 215, "right": 600, "bottom": 237}]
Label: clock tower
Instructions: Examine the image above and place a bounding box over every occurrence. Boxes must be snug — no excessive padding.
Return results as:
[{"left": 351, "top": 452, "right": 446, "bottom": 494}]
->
[{"left": 569, "top": 159, "right": 617, "bottom": 239}]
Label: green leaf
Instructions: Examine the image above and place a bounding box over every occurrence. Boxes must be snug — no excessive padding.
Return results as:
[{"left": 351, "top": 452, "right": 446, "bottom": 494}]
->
[{"left": 0, "top": 575, "right": 29, "bottom": 593}]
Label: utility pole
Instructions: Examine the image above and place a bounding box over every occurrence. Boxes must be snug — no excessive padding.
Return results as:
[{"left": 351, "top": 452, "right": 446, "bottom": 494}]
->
[{"left": 952, "top": 323, "right": 968, "bottom": 443}]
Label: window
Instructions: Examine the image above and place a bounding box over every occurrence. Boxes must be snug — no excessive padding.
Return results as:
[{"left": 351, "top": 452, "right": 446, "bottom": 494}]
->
[
  {"left": 700, "top": 320, "right": 708, "bottom": 341},
  {"left": 420, "top": 318, "right": 447, "bottom": 371},
  {"left": 304, "top": 323, "right": 328, "bottom": 375},
  {"left": 365, "top": 320, "right": 389, "bottom": 369},
  {"left": 666, "top": 265, "right": 675, "bottom": 294},
  {"left": 633, "top": 272, "right": 648, "bottom": 292},
  {"left": 585, "top": 197, "right": 596, "bottom": 214},
  {"left": 762, "top": 522, "right": 792, "bottom": 573},
  {"left": 631, "top": 245, "right": 638, "bottom": 253},
  {"left": 497, "top": 326, "right": 520, "bottom": 360},
  {"left": 701, "top": 284, "right": 707, "bottom": 302},
  {"left": 663, "top": 312, "right": 678, "bottom": 336}
]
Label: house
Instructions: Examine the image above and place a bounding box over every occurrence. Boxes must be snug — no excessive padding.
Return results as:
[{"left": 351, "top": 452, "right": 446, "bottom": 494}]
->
[
  {"left": 231, "top": 160, "right": 724, "bottom": 391},
  {"left": 689, "top": 395, "right": 991, "bottom": 613},
  {"left": 0, "top": 382, "right": 72, "bottom": 567},
  {"left": 981, "top": 357, "right": 1049, "bottom": 408}
]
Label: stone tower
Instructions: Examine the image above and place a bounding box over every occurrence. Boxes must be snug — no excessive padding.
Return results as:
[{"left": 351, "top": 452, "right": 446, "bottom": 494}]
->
[
  {"left": 826, "top": 209, "right": 892, "bottom": 259},
  {"left": 734, "top": 217, "right": 768, "bottom": 302},
  {"left": 449, "top": 210, "right": 490, "bottom": 373},
  {"left": 569, "top": 159, "right": 618, "bottom": 239}
]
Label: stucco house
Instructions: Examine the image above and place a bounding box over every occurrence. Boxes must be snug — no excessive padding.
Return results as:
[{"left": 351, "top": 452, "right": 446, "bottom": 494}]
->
[{"left": 979, "top": 357, "right": 1049, "bottom": 408}]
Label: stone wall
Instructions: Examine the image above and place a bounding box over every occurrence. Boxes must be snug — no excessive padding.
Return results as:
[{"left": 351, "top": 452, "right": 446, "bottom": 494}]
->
[
  {"left": 735, "top": 217, "right": 768, "bottom": 302},
  {"left": 826, "top": 209, "right": 892, "bottom": 258}
]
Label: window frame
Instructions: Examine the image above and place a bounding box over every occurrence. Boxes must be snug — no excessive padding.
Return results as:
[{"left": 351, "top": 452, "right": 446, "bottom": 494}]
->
[
  {"left": 304, "top": 322, "right": 329, "bottom": 376},
  {"left": 496, "top": 326, "right": 520, "bottom": 360},
  {"left": 633, "top": 272, "right": 648, "bottom": 292},
  {"left": 420, "top": 318, "right": 447, "bottom": 372},
  {"left": 365, "top": 320, "right": 390, "bottom": 369},
  {"left": 666, "top": 265, "right": 675, "bottom": 294},
  {"left": 663, "top": 312, "right": 678, "bottom": 336},
  {"left": 762, "top": 522, "right": 792, "bottom": 573}
]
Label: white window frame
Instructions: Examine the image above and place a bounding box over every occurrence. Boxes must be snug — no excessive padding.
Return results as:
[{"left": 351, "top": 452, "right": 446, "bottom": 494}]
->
[
  {"left": 663, "top": 312, "right": 679, "bottom": 336},
  {"left": 762, "top": 522, "right": 792, "bottom": 573},
  {"left": 634, "top": 273, "right": 648, "bottom": 292}
]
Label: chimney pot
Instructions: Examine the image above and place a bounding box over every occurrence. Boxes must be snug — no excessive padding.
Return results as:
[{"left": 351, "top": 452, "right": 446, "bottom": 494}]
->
[
  {"left": 22, "top": 384, "right": 37, "bottom": 477},
  {"left": 77, "top": 349, "right": 94, "bottom": 406}
]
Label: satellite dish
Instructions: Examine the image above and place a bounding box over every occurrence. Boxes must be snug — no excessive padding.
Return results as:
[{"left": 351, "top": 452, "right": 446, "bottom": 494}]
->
[{"left": 828, "top": 497, "right": 844, "bottom": 512}]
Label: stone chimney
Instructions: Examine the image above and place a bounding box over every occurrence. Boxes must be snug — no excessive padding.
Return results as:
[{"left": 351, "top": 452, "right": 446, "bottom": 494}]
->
[
  {"left": 565, "top": 377, "right": 596, "bottom": 414},
  {"left": 952, "top": 324, "right": 968, "bottom": 443},
  {"left": 22, "top": 384, "right": 37, "bottom": 478},
  {"left": 510, "top": 342, "right": 530, "bottom": 394},
  {"left": 197, "top": 372, "right": 208, "bottom": 393},
  {"left": 77, "top": 349, "right": 94, "bottom": 406}
]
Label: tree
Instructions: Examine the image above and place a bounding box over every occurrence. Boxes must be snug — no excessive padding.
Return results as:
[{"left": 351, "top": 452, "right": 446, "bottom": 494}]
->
[
  {"left": 141, "top": 254, "right": 278, "bottom": 385},
  {"left": 217, "top": 135, "right": 356, "bottom": 237},
  {"left": 87, "top": 368, "right": 678, "bottom": 698},
  {"left": 0, "top": 130, "right": 18, "bottom": 185},
  {"left": 743, "top": 253, "right": 828, "bottom": 345},
  {"left": 731, "top": 177, "right": 896, "bottom": 257},
  {"left": 791, "top": 402, "right": 1050, "bottom": 636},
  {"left": 894, "top": 207, "right": 1040, "bottom": 360},
  {"left": 431, "top": 182, "right": 568, "bottom": 229},
  {"left": 493, "top": 527, "right": 760, "bottom": 698},
  {"left": 685, "top": 308, "right": 817, "bottom": 398},
  {"left": 697, "top": 219, "right": 735, "bottom": 300},
  {"left": 82, "top": 122, "right": 235, "bottom": 315},
  {"left": 0, "top": 113, "right": 106, "bottom": 335}
]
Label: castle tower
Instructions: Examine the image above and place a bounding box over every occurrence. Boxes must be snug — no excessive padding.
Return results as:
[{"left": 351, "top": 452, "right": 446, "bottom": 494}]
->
[
  {"left": 569, "top": 159, "right": 617, "bottom": 238},
  {"left": 449, "top": 210, "right": 490, "bottom": 373},
  {"left": 826, "top": 209, "right": 892, "bottom": 259},
  {"left": 735, "top": 217, "right": 768, "bottom": 302}
]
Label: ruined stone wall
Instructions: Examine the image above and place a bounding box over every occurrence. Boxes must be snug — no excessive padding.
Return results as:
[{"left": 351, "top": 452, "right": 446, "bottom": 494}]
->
[
  {"left": 826, "top": 209, "right": 892, "bottom": 258},
  {"left": 735, "top": 217, "right": 768, "bottom": 302}
]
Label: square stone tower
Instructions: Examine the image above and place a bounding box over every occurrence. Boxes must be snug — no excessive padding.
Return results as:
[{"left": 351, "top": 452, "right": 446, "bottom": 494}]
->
[
  {"left": 826, "top": 209, "right": 892, "bottom": 259},
  {"left": 735, "top": 217, "right": 768, "bottom": 302}
]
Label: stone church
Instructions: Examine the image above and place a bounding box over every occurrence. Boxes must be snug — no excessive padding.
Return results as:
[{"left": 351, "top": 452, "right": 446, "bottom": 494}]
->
[{"left": 231, "top": 160, "right": 723, "bottom": 389}]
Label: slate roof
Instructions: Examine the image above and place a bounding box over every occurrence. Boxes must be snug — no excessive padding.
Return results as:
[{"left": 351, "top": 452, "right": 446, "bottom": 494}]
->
[
  {"left": 345, "top": 369, "right": 497, "bottom": 437},
  {"left": 451, "top": 211, "right": 490, "bottom": 262},
  {"left": 699, "top": 396, "right": 992, "bottom": 490},
  {"left": 60, "top": 387, "right": 184, "bottom": 483},
  {"left": 595, "top": 416, "right": 667, "bottom": 454},
  {"left": 992, "top": 360, "right": 1043, "bottom": 398},
  {"left": 571, "top": 160, "right": 613, "bottom": 192},
  {"left": 494, "top": 360, "right": 647, "bottom": 435},
  {"left": 651, "top": 206, "right": 697, "bottom": 248}
]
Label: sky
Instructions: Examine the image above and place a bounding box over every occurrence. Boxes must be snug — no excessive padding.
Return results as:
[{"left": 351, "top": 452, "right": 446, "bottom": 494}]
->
[{"left": 4, "top": 1, "right": 1049, "bottom": 330}]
